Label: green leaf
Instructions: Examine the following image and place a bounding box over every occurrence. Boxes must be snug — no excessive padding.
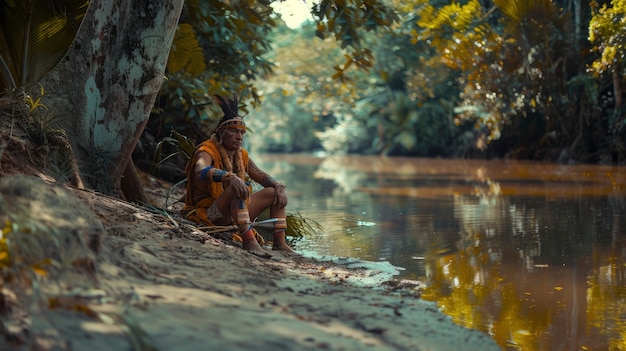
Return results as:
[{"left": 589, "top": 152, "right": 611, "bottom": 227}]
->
[{"left": 168, "top": 23, "right": 207, "bottom": 75}]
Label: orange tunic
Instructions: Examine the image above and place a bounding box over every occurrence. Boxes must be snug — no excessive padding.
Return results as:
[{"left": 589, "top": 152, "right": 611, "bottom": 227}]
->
[{"left": 181, "top": 140, "right": 249, "bottom": 226}]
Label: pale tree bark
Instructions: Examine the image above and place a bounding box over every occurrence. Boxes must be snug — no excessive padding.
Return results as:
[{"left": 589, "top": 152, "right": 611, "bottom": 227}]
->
[{"left": 37, "top": 0, "right": 184, "bottom": 200}]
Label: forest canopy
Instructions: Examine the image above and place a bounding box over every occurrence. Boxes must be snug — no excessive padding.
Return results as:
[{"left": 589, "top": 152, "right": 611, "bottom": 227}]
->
[
  {"left": 151, "top": 0, "right": 625, "bottom": 166},
  {"left": 1, "top": 0, "right": 625, "bottom": 173}
]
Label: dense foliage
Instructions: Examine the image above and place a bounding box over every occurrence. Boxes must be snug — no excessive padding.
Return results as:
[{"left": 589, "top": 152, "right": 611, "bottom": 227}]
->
[
  {"left": 0, "top": 0, "right": 624, "bottom": 165},
  {"left": 145, "top": 0, "right": 399, "bottom": 147},
  {"left": 245, "top": 0, "right": 625, "bottom": 164}
]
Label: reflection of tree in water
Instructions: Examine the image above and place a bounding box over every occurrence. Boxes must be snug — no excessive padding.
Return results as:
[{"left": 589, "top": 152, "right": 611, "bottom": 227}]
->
[
  {"left": 586, "top": 197, "right": 626, "bottom": 351},
  {"left": 312, "top": 156, "right": 470, "bottom": 266},
  {"left": 587, "top": 263, "right": 626, "bottom": 351},
  {"left": 422, "top": 191, "right": 626, "bottom": 350},
  {"left": 313, "top": 156, "right": 369, "bottom": 194}
]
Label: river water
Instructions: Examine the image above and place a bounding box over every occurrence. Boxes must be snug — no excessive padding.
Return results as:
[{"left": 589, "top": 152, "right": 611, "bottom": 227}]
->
[{"left": 255, "top": 153, "right": 626, "bottom": 351}]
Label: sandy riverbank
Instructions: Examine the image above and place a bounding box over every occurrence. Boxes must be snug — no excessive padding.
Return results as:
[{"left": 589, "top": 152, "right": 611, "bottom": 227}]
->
[{"left": 0, "top": 175, "right": 500, "bottom": 350}]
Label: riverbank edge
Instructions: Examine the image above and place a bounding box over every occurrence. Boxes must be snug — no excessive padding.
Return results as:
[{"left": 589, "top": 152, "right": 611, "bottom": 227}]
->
[{"left": 0, "top": 175, "right": 501, "bottom": 350}]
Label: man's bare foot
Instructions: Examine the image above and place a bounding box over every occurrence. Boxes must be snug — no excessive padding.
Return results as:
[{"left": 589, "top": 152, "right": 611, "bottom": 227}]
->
[
  {"left": 270, "top": 231, "right": 297, "bottom": 254},
  {"left": 272, "top": 242, "right": 298, "bottom": 255},
  {"left": 243, "top": 239, "right": 272, "bottom": 258},
  {"left": 242, "top": 229, "right": 272, "bottom": 258}
]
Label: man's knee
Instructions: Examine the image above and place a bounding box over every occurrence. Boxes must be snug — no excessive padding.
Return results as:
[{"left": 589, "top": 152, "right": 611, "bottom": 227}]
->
[{"left": 253, "top": 187, "right": 275, "bottom": 202}]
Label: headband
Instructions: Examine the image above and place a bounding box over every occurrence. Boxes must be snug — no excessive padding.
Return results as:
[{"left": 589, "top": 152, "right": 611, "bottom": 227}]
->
[{"left": 218, "top": 116, "right": 246, "bottom": 131}]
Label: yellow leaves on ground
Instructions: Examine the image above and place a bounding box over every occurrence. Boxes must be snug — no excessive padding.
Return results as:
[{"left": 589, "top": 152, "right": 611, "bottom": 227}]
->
[
  {"left": 0, "top": 219, "right": 51, "bottom": 277},
  {"left": 0, "top": 245, "right": 8, "bottom": 269},
  {"left": 48, "top": 296, "right": 99, "bottom": 319},
  {"left": 0, "top": 220, "right": 11, "bottom": 269}
]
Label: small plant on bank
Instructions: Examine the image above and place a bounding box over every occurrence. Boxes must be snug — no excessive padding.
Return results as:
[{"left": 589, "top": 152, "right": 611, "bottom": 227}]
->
[{"left": 21, "top": 86, "right": 82, "bottom": 186}]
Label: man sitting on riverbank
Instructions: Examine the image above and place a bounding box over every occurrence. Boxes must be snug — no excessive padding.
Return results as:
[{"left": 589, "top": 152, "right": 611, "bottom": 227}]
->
[{"left": 181, "top": 94, "right": 295, "bottom": 257}]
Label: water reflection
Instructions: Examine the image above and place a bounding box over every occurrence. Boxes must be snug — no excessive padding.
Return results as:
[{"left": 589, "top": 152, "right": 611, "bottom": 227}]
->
[{"left": 254, "top": 154, "right": 626, "bottom": 351}]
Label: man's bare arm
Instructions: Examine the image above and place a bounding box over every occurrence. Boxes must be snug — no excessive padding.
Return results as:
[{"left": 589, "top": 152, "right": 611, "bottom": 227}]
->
[
  {"left": 248, "top": 159, "right": 287, "bottom": 208},
  {"left": 193, "top": 152, "right": 213, "bottom": 184},
  {"left": 248, "top": 159, "right": 282, "bottom": 188}
]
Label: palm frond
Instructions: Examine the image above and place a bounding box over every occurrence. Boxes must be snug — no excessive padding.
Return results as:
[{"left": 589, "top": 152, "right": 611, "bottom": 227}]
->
[
  {"left": 168, "top": 23, "right": 206, "bottom": 75},
  {"left": 151, "top": 129, "right": 195, "bottom": 175},
  {"left": 0, "top": 0, "right": 90, "bottom": 90}
]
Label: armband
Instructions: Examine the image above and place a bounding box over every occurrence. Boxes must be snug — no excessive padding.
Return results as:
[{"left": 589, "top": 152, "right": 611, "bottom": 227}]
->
[{"left": 200, "top": 166, "right": 233, "bottom": 182}]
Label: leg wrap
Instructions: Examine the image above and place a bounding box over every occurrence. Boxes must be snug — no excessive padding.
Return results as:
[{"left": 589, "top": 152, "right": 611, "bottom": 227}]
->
[
  {"left": 240, "top": 225, "right": 256, "bottom": 241},
  {"left": 236, "top": 200, "right": 250, "bottom": 225},
  {"left": 240, "top": 225, "right": 265, "bottom": 246},
  {"left": 273, "top": 217, "right": 287, "bottom": 231}
]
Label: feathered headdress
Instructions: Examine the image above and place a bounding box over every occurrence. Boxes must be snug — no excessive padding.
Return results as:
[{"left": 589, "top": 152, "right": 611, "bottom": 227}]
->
[
  {"left": 211, "top": 94, "right": 246, "bottom": 177},
  {"left": 212, "top": 94, "right": 246, "bottom": 140},
  {"left": 214, "top": 94, "right": 239, "bottom": 121}
]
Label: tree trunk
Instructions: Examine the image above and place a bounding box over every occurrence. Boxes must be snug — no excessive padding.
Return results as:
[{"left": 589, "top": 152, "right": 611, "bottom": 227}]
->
[
  {"left": 36, "top": 0, "right": 183, "bottom": 199},
  {"left": 613, "top": 65, "right": 623, "bottom": 111}
]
